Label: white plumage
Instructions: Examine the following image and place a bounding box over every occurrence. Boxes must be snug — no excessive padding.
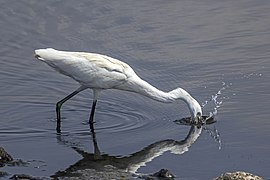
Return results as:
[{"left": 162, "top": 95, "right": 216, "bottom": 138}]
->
[{"left": 34, "top": 48, "right": 202, "bottom": 132}]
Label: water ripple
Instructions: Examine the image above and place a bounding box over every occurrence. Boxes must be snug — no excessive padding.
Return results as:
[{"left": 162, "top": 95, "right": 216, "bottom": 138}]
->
[
  {"left": 96, "top": 108, "right": 150, "bottom": 133},
  {"left": 68, "top": 100, "right": 155, "bottom": 136},
  {"left": 0, "top": 127, "right": 50, "bottom": 142}
]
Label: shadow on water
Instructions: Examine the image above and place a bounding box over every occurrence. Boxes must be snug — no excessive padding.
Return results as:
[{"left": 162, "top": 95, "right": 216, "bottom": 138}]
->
[{"left": 51, "top": 121, "right": 217, "bottom": 179}]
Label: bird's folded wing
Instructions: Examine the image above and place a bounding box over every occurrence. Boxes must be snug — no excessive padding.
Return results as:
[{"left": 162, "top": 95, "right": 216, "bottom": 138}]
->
[
  {"left": 76, "top": 52, "right": 129, "bottom": 74},
  {"left": 61, "top": 52, "right": 134, "bottom": 88}
]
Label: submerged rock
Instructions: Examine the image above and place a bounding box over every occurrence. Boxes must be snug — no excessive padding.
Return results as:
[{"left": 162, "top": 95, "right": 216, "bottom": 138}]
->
[
  {"left": 10, "top": 174, "right": 45, "bottom": 180},
  {"left": 152, "top": 169, "right": 175, "bottom": 178},
  {"left": 52, "top": 165, "right": 135, "bottom": 180},
  {"left": 0, "top": 171, "right": 8, "bottom": 177},
  {"left": 214, "top": 171, "right": 263, "bottom": 180},
  {"left": 0, "top": 147, "right": 13, "bottom": 178},
  {"left": 139, "top": 169, "right": 175, "bottom": 180},
  {"left": 0, "top": 147, "right": 13, "bottom": 167}
]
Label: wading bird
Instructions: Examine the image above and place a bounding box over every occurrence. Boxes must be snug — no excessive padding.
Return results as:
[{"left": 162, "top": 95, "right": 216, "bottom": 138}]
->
[{"left": 34, "top": 48, "right": 202, "bottom": 132}]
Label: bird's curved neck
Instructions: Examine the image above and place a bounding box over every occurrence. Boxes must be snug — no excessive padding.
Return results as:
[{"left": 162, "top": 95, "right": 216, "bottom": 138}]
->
[
  {"left": 117, "top": 76, "right": 201, "bottom": 118},
  {"left": 118, "top": 77, "right": 194, "bottom": 104}
]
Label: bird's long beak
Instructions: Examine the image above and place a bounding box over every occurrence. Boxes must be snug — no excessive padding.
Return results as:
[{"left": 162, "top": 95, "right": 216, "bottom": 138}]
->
[
  {"left": 34, "top": 54, "right": 39, "bottom": 59},
  {"left": 194, "top": 112, "right": 203, "bottom": 124},
  {"left": 34, "top": 53, "right": 44, "bottom": 61}
]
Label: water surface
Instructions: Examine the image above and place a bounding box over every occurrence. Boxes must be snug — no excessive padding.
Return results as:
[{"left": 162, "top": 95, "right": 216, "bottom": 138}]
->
[{"left": 0, "top": 0, "right": 270, "bottom": 179}]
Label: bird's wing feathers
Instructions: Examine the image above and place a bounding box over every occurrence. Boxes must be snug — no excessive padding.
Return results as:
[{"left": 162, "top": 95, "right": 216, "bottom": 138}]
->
[
  {"left": 75, "top": 52, "right": 129, "bottom": 74},
  {"left": 36, "top": 49, "right": 136, "bottom": 89},
  {"left": 63, "top": 52, "right": 134, "bottom": 88}
]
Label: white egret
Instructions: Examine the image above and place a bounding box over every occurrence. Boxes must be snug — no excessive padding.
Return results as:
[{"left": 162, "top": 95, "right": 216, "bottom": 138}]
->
[{"left": 34, "top": 48, "right": 202, "bottom": 132}]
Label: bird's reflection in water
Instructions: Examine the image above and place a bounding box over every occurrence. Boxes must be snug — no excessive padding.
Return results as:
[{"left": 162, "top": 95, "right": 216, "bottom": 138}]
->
[{"left": 52, "top": 124, "right": 208, "bottom": 179}]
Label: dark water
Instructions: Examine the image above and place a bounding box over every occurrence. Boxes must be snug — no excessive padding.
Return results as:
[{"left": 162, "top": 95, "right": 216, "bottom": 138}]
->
[{"left": 1, "top": 0, "right": 270, "bottom": 179}]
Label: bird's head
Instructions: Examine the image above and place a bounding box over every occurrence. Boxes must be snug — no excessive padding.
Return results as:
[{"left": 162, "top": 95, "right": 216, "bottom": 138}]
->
[
  {"left": 190, "top": 99, "right": 202, "bottom": 123},
  {"left": 34, "top": 48, "right": 62, "bottom": 62},
  {"left": 170, "top": 88, "right": 202, "bottom": 123}
]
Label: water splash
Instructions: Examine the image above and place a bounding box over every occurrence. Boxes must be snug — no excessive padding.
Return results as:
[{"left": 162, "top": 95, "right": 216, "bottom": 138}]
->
[
  {"left": 200, "top": 81, "right": 232, "bottom": 150},
  {"left": 203, "top": 126, "right": 222, "bottom": 150},
  {"left": 202, "top": 81, "right": 231, "bottom": 118}
]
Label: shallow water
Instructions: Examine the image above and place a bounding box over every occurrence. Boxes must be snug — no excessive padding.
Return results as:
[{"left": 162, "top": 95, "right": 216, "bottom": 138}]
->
[{"left": 1, "top": 0, "right": 270, "bottom": 179}]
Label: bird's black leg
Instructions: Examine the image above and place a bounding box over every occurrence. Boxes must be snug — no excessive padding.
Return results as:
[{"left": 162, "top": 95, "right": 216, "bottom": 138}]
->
[
  {"left": 88, "top": 89, "right": 101, "bottom": 130},
  {"left": 56, "top": 86, "right": 86, "bottom": 133},
  {"left": 87, "top": 121, "right": 102, "bottom": 160},
  {"left": 89, "top": 100, "right": 97, "bottom": 126}
]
